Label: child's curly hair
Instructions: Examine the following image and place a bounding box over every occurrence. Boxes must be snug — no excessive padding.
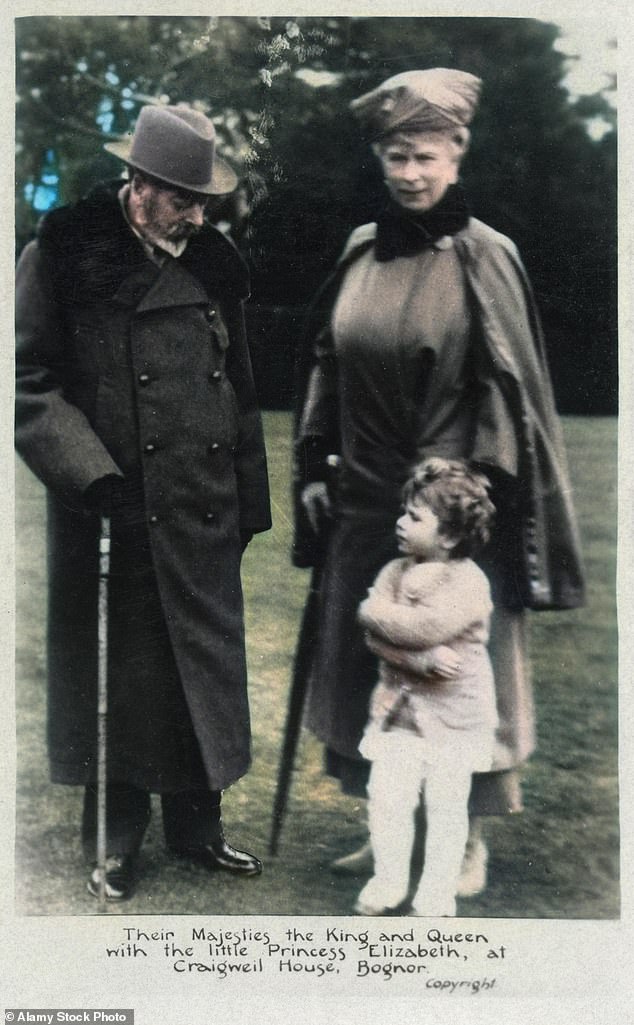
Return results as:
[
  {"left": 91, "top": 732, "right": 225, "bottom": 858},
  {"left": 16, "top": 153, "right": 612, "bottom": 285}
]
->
[{"left": 402, "top": 457, "right": 495, "bottom": 559}]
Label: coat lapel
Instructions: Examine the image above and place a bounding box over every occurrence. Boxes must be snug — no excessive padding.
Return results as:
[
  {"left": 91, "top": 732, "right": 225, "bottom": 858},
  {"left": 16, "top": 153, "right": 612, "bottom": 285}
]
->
[
  {"left": 38, "top": 180, "right": 249, "bottom": 307},
  {"left": 133, "top": 259, "right": 210, "bottom": 312}
]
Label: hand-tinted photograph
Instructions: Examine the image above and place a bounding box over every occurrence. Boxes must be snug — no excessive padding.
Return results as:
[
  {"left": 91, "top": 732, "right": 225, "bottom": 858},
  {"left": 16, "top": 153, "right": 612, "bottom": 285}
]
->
[{"left": 14, "top": 14, "right": 617, "bottom": 922}]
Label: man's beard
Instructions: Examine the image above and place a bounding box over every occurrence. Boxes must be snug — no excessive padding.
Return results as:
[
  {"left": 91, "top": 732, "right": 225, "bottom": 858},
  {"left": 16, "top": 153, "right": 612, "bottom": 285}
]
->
[{"left": 138, "top": 196, "right": 201, "bottom": 257}]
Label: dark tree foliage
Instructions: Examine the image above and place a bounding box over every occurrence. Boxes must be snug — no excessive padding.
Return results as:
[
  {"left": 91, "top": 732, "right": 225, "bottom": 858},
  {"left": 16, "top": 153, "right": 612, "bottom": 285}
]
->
[{"left": 15, "top": 15, "right": 617, "bottom": 412}]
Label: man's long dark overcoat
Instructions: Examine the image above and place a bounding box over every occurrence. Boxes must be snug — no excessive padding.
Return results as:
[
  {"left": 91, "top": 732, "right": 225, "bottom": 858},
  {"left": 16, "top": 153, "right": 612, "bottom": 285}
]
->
[{"left": 15, "top": 182, "right": 271, "bottom": 793}]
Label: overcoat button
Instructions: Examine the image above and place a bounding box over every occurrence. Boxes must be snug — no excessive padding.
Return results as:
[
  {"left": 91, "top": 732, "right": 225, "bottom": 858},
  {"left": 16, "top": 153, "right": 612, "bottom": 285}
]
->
[
  {"left": 144, "top": 442, "right": 156, "bottom": 453},
  {"left": 149, "top": 515, "right": 158, "bottom": 525},
  {"left": 205, "top": 307, "right": 217, "bottom": 321},
  {"left": 138, "top": 373, "right": 150, "bottom": 386},
  {"left": 204, "top": 511, "right": 215, "bottom": 522},
  {"left": 210, "top": 370, "right": 222, "bottom": 381},
  {"left": 210, "top": 442, "right": 220, "bottom": 452}
]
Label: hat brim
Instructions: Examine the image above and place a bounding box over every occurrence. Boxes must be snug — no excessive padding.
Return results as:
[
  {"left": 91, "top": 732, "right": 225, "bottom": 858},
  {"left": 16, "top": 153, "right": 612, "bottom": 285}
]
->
[{"left": 104, "top": 139, "right": 238, "bottom": 196}]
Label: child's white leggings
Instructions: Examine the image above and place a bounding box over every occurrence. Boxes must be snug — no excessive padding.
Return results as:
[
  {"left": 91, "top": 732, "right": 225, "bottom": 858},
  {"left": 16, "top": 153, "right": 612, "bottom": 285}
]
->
[{"left": 358, "top": 732, "right": 474, "bottom": 915}]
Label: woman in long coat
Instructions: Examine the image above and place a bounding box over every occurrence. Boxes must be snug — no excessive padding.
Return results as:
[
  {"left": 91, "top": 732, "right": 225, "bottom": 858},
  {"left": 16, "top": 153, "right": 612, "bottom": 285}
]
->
[
  {"left": 293, "top": 69, "right": 584, "bottom": 896},
  {"left": 15, "top": 104, "right": 271, "bottom": 898}
]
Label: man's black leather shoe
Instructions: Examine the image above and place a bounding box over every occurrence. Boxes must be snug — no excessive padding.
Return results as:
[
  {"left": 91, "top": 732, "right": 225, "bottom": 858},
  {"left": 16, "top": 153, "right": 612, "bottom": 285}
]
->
[
  {"left": 171, "top": 837, "right": 262, "bottom": 876},
  {"left": 87, "top": 853, "right": 136, "bottom": 901}
]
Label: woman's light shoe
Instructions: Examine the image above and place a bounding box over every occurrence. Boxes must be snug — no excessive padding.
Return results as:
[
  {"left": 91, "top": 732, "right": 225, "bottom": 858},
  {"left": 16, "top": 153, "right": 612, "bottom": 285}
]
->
[
  {"left": 456, "top": 838, "right": 488, "bottom": 897},
  {"left": 331, "top": 841, "right": 373, "bottom": 875}
]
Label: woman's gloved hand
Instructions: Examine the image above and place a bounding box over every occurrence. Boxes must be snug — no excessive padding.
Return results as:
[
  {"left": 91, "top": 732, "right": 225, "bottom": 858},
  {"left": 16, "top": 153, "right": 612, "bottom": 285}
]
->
[{"left": 301, "top": 480, "right": 332, "bottom": 534}]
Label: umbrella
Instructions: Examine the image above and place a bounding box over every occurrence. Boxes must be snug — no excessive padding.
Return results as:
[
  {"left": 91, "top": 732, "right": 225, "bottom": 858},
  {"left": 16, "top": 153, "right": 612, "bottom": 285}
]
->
[{"left": 269, "top": 566, "right": 321, "bottom": 855}]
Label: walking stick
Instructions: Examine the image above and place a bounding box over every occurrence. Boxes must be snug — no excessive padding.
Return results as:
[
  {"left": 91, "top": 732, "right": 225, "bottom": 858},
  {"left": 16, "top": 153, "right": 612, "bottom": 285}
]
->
[
  {"left": 269, "top": 566, "right": 321, "bottom": 855},
  {"left": 96, "top": 514, "right": 111, "bottom": 910}
]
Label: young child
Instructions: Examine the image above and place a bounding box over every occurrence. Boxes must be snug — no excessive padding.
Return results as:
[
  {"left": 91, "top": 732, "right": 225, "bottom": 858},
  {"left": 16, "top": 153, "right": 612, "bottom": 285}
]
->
[{"left": 355, "top": 457, "right": 497, "bottom": 917}]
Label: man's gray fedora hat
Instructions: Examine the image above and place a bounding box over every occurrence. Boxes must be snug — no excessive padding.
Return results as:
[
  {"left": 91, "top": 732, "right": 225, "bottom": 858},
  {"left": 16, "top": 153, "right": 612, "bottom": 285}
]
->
[{"left": 104, "top": 104, "right": 238, "bottom": 196}]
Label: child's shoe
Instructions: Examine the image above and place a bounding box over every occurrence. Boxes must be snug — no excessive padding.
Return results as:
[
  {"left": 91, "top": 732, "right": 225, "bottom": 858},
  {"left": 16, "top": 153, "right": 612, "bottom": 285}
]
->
[
  {"left": 354, "top": 876, "right": 404, "bottom": 916},
  {"left": 411, "top": 896, "right": 457, "bottom": 917},
  {"left": 354, "top": 896, "right": 390, "bottom": 916}
]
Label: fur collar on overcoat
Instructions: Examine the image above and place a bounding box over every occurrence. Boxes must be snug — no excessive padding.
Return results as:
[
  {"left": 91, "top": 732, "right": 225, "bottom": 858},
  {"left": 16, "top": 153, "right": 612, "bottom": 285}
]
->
[{"left": 37, "top": 179, "right": 250, "bottom": 306}]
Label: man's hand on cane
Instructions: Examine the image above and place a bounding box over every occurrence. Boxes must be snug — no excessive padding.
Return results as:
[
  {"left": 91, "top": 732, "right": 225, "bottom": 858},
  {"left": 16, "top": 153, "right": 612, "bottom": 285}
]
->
[{"left": 84, "top": 474, "right": 124, "bottom": 516}]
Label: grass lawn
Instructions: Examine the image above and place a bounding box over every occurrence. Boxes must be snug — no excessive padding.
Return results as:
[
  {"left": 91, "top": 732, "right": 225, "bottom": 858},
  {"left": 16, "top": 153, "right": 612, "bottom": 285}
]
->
[{"left": 14, "top": 413, "right": 619, "bottom": 918}]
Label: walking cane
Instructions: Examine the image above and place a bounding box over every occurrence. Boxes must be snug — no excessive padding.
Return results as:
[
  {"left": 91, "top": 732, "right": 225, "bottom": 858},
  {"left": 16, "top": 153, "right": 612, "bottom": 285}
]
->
[{"left": 96, "top": 514, "right": 111, "bottom": 910}]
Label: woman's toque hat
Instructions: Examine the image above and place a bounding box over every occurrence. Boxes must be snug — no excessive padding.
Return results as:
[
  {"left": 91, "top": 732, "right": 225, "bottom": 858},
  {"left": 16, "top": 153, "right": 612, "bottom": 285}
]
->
[
  {"left": 104, "top": 104, "right": 238, "bottom": 195},
  {"left": 350, "top": 68, "right": 482, "bottom": 140}
]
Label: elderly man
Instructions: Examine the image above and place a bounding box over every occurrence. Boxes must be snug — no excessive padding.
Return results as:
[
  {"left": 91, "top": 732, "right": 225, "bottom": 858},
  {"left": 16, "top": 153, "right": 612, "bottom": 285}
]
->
[{"left": 15, "top": 104, "right": 271, "bottom": 900}]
